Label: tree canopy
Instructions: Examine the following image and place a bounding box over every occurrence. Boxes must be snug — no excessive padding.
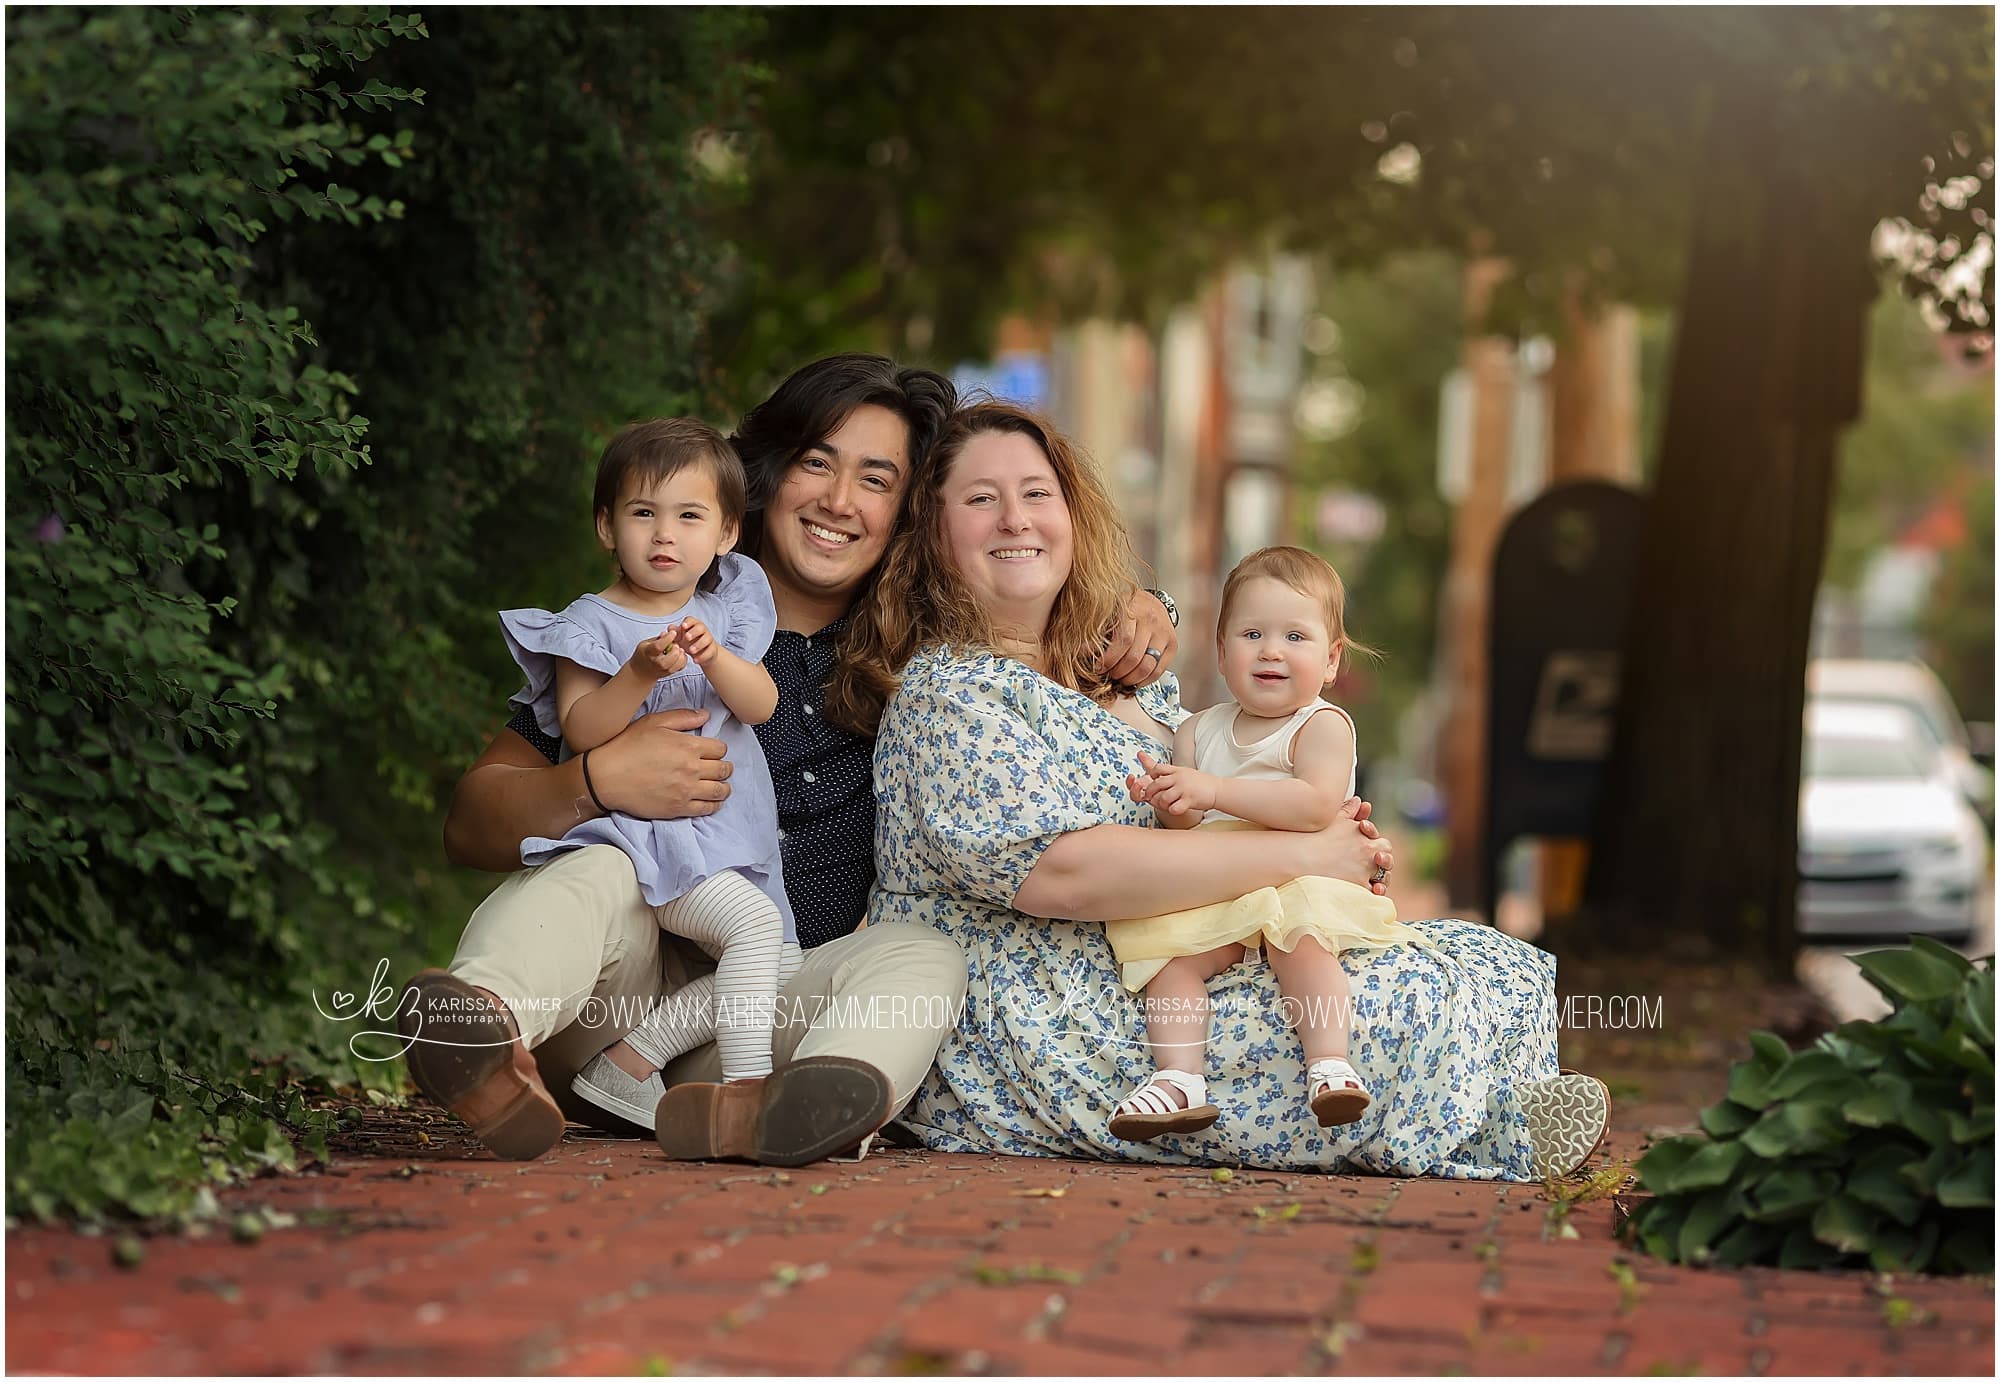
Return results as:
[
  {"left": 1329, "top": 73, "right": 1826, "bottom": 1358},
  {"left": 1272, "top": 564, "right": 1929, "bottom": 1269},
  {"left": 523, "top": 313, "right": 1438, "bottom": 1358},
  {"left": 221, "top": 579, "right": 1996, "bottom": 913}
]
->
[{"left": 717, "top": 6, "right": 1992, "bottom": 375}]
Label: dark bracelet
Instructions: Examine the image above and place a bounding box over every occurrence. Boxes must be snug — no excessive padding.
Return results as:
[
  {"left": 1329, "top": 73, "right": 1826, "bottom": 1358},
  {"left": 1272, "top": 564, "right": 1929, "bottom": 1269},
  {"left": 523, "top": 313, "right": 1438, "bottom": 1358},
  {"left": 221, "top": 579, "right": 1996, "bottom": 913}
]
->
[
  {"left": 1147, "top": 588, "right": 1180, "bottom": 628},
  {"left": 579, "top": 748, "right": 610, "bottom": 814}
]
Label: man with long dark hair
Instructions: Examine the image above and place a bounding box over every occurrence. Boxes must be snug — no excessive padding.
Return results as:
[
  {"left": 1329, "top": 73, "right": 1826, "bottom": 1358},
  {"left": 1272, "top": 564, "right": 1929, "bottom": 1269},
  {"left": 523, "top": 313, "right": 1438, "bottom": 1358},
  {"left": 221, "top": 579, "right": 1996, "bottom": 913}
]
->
[{"left": 403, "top": 355, "right": 1183, "bottom": 1166}]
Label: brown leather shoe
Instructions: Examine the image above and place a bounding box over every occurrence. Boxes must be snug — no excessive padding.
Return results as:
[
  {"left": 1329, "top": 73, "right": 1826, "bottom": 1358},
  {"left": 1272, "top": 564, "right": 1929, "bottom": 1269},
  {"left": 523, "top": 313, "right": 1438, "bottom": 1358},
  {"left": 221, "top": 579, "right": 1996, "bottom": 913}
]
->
[
  {"left": 653, "top": 1056, "right": 892, "bottom": 1168},
  {"left": 398, "top": 969, "right": 566, "bottom": 1160}
]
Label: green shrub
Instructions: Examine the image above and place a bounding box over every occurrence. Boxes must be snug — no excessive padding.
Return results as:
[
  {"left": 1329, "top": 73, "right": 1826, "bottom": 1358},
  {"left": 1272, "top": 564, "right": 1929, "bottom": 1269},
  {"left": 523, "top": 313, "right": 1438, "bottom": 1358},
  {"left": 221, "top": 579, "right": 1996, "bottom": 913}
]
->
[
  {"left": 5, "top": 6, "right": 762, "bottom": 1225},
  {"left": 1626, "top": 937, "right": 1994, "bottom": 1274},
  {"left": 5, "top": 5, "right": 424, "bottom": 1223}
]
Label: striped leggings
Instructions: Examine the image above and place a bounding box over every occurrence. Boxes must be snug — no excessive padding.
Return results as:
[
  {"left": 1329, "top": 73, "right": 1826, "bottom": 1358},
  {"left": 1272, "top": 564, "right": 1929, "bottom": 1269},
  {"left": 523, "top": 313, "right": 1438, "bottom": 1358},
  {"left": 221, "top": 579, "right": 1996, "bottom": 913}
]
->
[{"left": 620, "top": 869, "right": 802, "bottom": 1081}]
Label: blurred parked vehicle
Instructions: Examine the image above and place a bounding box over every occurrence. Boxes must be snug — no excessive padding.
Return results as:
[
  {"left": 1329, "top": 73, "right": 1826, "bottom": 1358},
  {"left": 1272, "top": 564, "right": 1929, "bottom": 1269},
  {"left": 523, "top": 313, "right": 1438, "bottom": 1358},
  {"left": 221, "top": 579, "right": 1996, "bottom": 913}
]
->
[
  {"left": 1797, "top": 701, "right": 1987, "bottom": 944},
  {"left": 1808, "top": 658, "right": 1994, "bottom": 826}
]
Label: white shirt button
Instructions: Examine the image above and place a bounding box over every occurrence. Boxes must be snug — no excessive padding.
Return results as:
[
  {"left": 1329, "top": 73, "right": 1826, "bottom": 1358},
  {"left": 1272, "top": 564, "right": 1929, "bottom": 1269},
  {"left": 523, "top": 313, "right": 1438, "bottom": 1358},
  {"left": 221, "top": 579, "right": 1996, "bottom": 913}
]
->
[
  {"left": 804, "top": 704, "right": 816, "bottom": 716},
  {"left": 802, "top": 771, "right": 816, "bottom": 783}
]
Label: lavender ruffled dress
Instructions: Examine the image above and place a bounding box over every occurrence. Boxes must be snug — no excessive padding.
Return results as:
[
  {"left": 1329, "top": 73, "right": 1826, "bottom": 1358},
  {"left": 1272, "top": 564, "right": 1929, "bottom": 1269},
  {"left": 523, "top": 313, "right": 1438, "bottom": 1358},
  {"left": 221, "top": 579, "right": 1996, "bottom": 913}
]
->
[{"left": 499, "top": 553, "right": 795, "bottom": 940}]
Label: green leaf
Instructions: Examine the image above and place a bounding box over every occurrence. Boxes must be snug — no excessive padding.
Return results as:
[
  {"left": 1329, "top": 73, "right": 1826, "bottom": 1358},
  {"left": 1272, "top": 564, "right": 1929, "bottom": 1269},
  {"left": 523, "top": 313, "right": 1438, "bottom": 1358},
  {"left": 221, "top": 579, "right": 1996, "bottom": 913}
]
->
[
  {"left": 1852, "top": 945, "right": 1966, "bottom": 1005},
  {"left": 1675, "top": 1189, "right": 1740, "bottom": 1263},
  {"left": 1659, "top": 1138, "right": 1749, "bottom": 1192},
  {"left": 1741, "top": 1101, "right": 1850, "bottom": 1159},
  {"left": 1868, "top": 1220, "right": 1941, "bottom": 1274},
  {"left": 1699, "top": 1099, "right": 1759, "bottom": 1138},
  {"left": 1936, "top": 1155, "right": 1994, "bottom": 1209},
  {"left": 1635, "top": 1135, "right": 1703, "bottom": 1192},
  {"left": 1746, "top": 1167, "right": 1837, "bottom": 1223}
]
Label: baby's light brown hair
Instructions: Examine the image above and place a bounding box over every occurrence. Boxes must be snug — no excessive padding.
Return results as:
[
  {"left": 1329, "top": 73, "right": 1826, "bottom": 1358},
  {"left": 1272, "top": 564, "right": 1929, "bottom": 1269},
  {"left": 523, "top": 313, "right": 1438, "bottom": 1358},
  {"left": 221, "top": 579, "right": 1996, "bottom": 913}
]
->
[{"left": 1217, "top": 545, "right": 1379, "bottom": 679}]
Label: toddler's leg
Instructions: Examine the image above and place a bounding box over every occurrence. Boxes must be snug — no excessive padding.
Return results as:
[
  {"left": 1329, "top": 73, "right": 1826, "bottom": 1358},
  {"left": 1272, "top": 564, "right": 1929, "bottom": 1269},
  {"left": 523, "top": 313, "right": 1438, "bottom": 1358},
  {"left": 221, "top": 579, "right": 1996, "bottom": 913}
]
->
[
  {"left": 1265, "top": 937, "right": 1351, "bottom": 1063},
  {"left": 1109, "top": 944, "right": 1242, "bottom": 1141},
  {"left": 656, "top": 870, "right": 790, "bottom": 1082},
  {"left": 1143, "top": 945, "right": 1242, "bottom": 1081},
  {"left": 1266, "top": 938, "right": 1370, "bottom": 1126},
  {"left": 619, "top": 973, "right": 719, "bottom": 1075}
]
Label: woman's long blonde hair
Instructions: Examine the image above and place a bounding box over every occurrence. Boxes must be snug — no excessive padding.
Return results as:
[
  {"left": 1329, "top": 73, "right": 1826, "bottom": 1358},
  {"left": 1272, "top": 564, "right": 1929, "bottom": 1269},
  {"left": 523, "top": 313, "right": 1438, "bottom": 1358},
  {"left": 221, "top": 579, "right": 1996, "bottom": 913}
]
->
[{"left": 826, "top": 401, "right": 1139, "bottom": 735}]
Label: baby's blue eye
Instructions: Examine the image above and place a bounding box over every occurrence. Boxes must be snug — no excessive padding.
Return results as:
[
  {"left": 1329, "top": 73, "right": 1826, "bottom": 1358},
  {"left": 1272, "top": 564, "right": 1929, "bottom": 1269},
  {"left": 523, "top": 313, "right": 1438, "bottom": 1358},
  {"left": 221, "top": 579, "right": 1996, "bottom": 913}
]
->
[{"left": 1287, "top": 631, "right": 1306, "bottom": 642}]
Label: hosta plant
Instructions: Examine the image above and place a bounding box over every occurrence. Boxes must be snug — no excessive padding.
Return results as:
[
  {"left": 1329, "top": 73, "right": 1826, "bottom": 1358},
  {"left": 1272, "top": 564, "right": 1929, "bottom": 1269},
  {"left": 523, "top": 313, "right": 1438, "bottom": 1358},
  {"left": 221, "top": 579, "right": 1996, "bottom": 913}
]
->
[{"left": 1626, "top": 937, "right": 1993, "bottom": 1274}]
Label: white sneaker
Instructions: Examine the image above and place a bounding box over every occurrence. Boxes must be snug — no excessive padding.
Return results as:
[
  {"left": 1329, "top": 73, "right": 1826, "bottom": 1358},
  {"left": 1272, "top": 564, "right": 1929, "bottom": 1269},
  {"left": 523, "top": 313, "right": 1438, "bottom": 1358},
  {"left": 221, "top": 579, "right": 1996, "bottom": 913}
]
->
[{"left": 570, "top": 1052, "right": 667, "bottom": 1131}]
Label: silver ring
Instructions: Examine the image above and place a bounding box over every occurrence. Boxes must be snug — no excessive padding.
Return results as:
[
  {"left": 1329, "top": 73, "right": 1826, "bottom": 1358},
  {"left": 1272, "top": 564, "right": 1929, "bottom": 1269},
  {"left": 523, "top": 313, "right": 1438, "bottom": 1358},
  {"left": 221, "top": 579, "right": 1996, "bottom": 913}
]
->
[
  {"left": 1144, "top": 647, "right": 1164, "bottom": 660},
  {"left": 1370, "top": 866, "right": 1389, "bottom": 886}
]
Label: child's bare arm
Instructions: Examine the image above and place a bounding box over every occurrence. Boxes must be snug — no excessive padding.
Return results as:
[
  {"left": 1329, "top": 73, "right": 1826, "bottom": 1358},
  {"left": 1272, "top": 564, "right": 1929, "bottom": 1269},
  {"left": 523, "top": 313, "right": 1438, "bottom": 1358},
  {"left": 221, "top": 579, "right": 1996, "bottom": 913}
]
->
[
  {"left": 557, "top": 634, "right": 684, "bottom": 750},
  {"left": 676, "top": 618, "right": 779, "bottom": 725},
  {"left": 1208, "top": 709, "right": 1354, "bottom": 831},
  {"left": 1127, "top": 720, "right": 1205, "bottom": 829}
]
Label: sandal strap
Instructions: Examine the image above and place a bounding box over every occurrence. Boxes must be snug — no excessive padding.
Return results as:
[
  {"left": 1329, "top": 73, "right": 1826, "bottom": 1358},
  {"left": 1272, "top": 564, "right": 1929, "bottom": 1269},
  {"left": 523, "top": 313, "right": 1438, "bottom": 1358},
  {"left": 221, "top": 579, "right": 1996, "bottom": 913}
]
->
[
  {"left": 1306, "top": 1057, "right": 1364, "bottom": 1095},
  {"left": 1116, "top": 1067, "right": 1207, "bottom": 1115}
]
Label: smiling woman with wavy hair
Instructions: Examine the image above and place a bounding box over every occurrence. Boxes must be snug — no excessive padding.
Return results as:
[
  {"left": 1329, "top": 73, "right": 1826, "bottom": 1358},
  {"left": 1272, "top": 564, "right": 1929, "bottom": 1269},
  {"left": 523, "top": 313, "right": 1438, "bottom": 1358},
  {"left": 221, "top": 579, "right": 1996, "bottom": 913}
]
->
[
  {"left": 845, "top": 395, "right": 1588, "bottom": 1183},
  {"left": 827, "top": 400, "right": 1139, "bottom": 734}
]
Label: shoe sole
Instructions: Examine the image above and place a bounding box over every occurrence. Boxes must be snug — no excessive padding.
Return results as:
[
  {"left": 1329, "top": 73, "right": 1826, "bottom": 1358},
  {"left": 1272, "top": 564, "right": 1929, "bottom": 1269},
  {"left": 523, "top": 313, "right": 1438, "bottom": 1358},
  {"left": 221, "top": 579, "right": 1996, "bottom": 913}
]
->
[
  {"left": 399, "top": 970, "right": 566, "bottom": 1161},
  {"left": 655, "top": 1056, "right": 892, "bottom": 1168},
  {"left": 1524, "top": 1072, "right": 1610, "bottom": 1179},
  {"left": 1311, "top": 1088, "right": 1372, "bottom": 1127},
  {"left": 1108, "top": 1104, "right": 1220, "bottom": 1141}
]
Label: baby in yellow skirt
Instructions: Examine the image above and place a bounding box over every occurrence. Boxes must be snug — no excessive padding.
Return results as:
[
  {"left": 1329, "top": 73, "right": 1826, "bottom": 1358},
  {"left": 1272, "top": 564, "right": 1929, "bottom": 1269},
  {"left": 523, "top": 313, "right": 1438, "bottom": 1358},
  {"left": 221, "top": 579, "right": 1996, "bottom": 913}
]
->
[{"left": 1108, "top": 546, "right": 1424, "bottom": 1141}]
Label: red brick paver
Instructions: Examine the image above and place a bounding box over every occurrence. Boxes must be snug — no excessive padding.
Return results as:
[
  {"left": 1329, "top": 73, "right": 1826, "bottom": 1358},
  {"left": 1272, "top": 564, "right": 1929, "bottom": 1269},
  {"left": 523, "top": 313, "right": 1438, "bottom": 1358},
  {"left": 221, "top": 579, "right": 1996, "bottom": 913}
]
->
[
  {"left": 7, "top": 1122, "right": 1993, "bottom": 1376},
  {"left": 9, "top": 952, "right": 1995, "bottom": 1376}
]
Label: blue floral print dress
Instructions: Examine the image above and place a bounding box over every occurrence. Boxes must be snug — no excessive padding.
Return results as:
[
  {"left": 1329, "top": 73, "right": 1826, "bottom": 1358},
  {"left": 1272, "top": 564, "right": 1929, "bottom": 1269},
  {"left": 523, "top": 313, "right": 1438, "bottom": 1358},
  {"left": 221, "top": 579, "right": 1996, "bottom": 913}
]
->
[{"left": 869, "top": 646, "right": 1561, "bottom": 1179}]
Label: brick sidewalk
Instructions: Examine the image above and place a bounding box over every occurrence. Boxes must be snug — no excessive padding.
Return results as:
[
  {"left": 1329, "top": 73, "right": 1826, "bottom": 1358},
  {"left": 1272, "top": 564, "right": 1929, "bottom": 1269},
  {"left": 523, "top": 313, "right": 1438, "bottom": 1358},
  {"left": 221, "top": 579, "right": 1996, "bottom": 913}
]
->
[
  {"left": 7, "top": 1102, "right": 1992, "bottom": 1376},
  {"left": 7, "top": 946, "right": 1994, "bottom": 1376}
]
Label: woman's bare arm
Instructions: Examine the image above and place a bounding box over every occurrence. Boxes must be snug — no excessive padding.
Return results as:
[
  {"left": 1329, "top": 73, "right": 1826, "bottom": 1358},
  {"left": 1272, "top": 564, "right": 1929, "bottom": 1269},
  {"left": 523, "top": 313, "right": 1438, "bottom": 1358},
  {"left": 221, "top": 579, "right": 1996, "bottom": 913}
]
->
[
  {"left": 1012, "top": 799, "right": 1393, "bottom": 922},
  {"left": 442, "top": 710, "right": 733, "bottom": 871}
]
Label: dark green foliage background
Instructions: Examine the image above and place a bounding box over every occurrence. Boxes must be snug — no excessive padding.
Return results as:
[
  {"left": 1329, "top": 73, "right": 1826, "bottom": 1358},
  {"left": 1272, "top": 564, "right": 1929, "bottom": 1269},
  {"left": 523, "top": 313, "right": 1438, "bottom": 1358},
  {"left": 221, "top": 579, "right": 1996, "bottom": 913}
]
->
[{"left": 6, "top": 5, "right": 760, "bottom": 1222}]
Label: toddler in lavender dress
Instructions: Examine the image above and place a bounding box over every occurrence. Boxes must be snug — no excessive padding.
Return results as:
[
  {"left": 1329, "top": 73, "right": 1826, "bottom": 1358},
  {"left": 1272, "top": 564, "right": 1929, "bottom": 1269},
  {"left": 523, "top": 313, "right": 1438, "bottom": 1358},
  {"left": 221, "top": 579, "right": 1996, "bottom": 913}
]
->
[{"left": 495, "top": 418, "right": 800, "bottom": 1131}]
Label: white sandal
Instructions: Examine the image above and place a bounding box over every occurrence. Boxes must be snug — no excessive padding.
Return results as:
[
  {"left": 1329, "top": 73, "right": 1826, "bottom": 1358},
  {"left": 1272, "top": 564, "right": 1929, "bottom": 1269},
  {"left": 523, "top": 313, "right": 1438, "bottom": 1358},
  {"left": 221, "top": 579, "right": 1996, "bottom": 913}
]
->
[
  {"left": 1108, "top": 1068, "right": 1219, "bottom": 1141},
  {"left": 1306, "top": 1056, "right": 1371, "bottom": 1127}
]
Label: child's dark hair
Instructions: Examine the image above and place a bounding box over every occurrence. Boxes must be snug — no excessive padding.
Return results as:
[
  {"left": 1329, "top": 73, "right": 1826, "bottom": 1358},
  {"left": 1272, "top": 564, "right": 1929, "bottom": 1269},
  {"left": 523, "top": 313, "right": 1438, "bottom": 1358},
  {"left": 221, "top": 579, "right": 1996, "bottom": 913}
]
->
[{"left": 593, "top": 417, "right": 748, "bottom": 533}]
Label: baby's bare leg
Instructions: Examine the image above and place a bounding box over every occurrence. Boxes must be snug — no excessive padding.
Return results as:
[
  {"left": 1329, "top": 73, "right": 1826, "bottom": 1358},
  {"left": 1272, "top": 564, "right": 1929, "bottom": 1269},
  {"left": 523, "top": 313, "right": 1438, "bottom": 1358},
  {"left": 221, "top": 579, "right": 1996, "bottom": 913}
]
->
[
  {"left": 1266, "top": 938, "right": 1351, "bottom": 1064},
  {"left": 1141, "top": 944, "right": 1246, "bottom": 1085}
]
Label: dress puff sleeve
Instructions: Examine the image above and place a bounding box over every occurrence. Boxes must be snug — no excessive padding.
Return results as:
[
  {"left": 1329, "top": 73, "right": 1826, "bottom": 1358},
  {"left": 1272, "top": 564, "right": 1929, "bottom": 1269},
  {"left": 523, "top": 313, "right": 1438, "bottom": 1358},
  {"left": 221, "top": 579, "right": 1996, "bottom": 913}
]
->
[
  {"left": 874, "top": 649, "right": 1113, "bottom": 913},
  {"left": 497, "top": 607, "right": 619, "bottom": 741},
  {"left": 710, "top": 553, "right": 778, "bottom": 664},
  {"left": 1134, "top": 670, "right": 1192, "bottom": 741}
]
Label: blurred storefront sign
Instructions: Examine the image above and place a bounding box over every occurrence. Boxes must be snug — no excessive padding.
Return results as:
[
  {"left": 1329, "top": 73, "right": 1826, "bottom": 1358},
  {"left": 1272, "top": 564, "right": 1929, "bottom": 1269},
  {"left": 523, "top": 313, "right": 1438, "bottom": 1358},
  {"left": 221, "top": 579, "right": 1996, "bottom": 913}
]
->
[
  {"left": 953, "top": 352, "right": 1050, "bottom": 409},
  {"left": 1483, "top": 479, "right": 1647, "bottom": 919},
  {"left": 1316, "top": 489, "right": 1388, "bottom": 545}
]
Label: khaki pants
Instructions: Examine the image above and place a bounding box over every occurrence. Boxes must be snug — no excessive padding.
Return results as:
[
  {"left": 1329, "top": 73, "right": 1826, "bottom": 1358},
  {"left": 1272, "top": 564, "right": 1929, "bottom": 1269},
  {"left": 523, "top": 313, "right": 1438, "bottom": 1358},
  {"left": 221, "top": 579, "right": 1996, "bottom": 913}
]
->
[{"left": 450, "top": 845, "right": 965, "bottom": 1128}]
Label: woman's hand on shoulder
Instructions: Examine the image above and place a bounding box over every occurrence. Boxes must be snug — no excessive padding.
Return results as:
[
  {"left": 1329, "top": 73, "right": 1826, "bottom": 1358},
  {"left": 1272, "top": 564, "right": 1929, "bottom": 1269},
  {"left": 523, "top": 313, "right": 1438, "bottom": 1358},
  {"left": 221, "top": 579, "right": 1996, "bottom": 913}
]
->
[{"left": 1098, "top": 588, "right": 1179, "bottom": 687}]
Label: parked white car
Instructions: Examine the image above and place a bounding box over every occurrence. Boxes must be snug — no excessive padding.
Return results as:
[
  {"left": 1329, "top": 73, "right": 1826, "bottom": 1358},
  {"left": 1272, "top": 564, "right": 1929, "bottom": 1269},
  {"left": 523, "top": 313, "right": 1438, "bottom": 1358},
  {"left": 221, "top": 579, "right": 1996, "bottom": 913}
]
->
[
  {"left": 1808, "top": 658, "right": 1993, "bottom": 825},
  {"left": 1797, "top": 701, "right": 1987, "bottom": 943}
]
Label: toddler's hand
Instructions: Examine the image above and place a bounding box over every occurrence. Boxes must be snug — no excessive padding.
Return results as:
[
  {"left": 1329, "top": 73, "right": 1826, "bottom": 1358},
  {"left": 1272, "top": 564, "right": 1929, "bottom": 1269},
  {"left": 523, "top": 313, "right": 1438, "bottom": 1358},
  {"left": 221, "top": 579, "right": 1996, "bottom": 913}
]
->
[
  {"left": 1138, "top": 753, "right": 1216, "bottom": 817},
  {"left": 675, "top": 617, "right": 719, "bottom": 666},
  {"left": 627, "top": 630, "right": 687, "bottom": 681}
]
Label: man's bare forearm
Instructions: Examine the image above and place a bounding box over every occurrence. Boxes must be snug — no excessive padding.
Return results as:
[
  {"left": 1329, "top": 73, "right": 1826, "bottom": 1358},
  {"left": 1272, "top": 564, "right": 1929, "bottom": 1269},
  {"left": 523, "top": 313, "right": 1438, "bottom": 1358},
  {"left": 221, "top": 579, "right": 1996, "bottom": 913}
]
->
[{"left": 444, "top": 739, "right": 593, "bottom": 871}]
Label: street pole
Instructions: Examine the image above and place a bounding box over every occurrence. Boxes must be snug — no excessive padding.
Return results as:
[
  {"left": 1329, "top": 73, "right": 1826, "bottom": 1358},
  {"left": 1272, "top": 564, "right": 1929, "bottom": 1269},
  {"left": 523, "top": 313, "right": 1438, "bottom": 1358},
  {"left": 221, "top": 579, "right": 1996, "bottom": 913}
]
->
[{"left": 1540, "top": 282, "right": 1643, "bottom": 922}]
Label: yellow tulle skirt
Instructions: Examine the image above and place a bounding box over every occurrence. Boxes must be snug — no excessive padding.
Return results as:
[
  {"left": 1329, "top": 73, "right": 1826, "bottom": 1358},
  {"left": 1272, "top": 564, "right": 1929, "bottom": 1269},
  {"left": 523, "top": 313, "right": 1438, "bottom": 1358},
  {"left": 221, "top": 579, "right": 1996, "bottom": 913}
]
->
[{"left": 1104, "top": 821, "right": 1426, "bottom": 991}]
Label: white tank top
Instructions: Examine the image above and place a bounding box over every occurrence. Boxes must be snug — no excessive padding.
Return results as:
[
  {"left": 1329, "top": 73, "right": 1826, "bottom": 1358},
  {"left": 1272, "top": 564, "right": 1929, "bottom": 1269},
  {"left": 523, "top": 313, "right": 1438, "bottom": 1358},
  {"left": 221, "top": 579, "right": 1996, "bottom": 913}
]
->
[{"left": 1187, "top": 699, "right": 1357, "bottom": 827}]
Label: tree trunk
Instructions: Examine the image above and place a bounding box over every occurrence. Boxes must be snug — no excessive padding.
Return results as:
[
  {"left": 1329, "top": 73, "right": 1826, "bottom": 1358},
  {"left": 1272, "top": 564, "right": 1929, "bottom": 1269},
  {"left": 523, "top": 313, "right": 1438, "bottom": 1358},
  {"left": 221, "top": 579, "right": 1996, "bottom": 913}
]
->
[
  {"left": 1583, "top": 88, "right": 1874, "bottom": 972},
  {"left": 1441, "top": 258, "right": 1519, "bottom": 911}
]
